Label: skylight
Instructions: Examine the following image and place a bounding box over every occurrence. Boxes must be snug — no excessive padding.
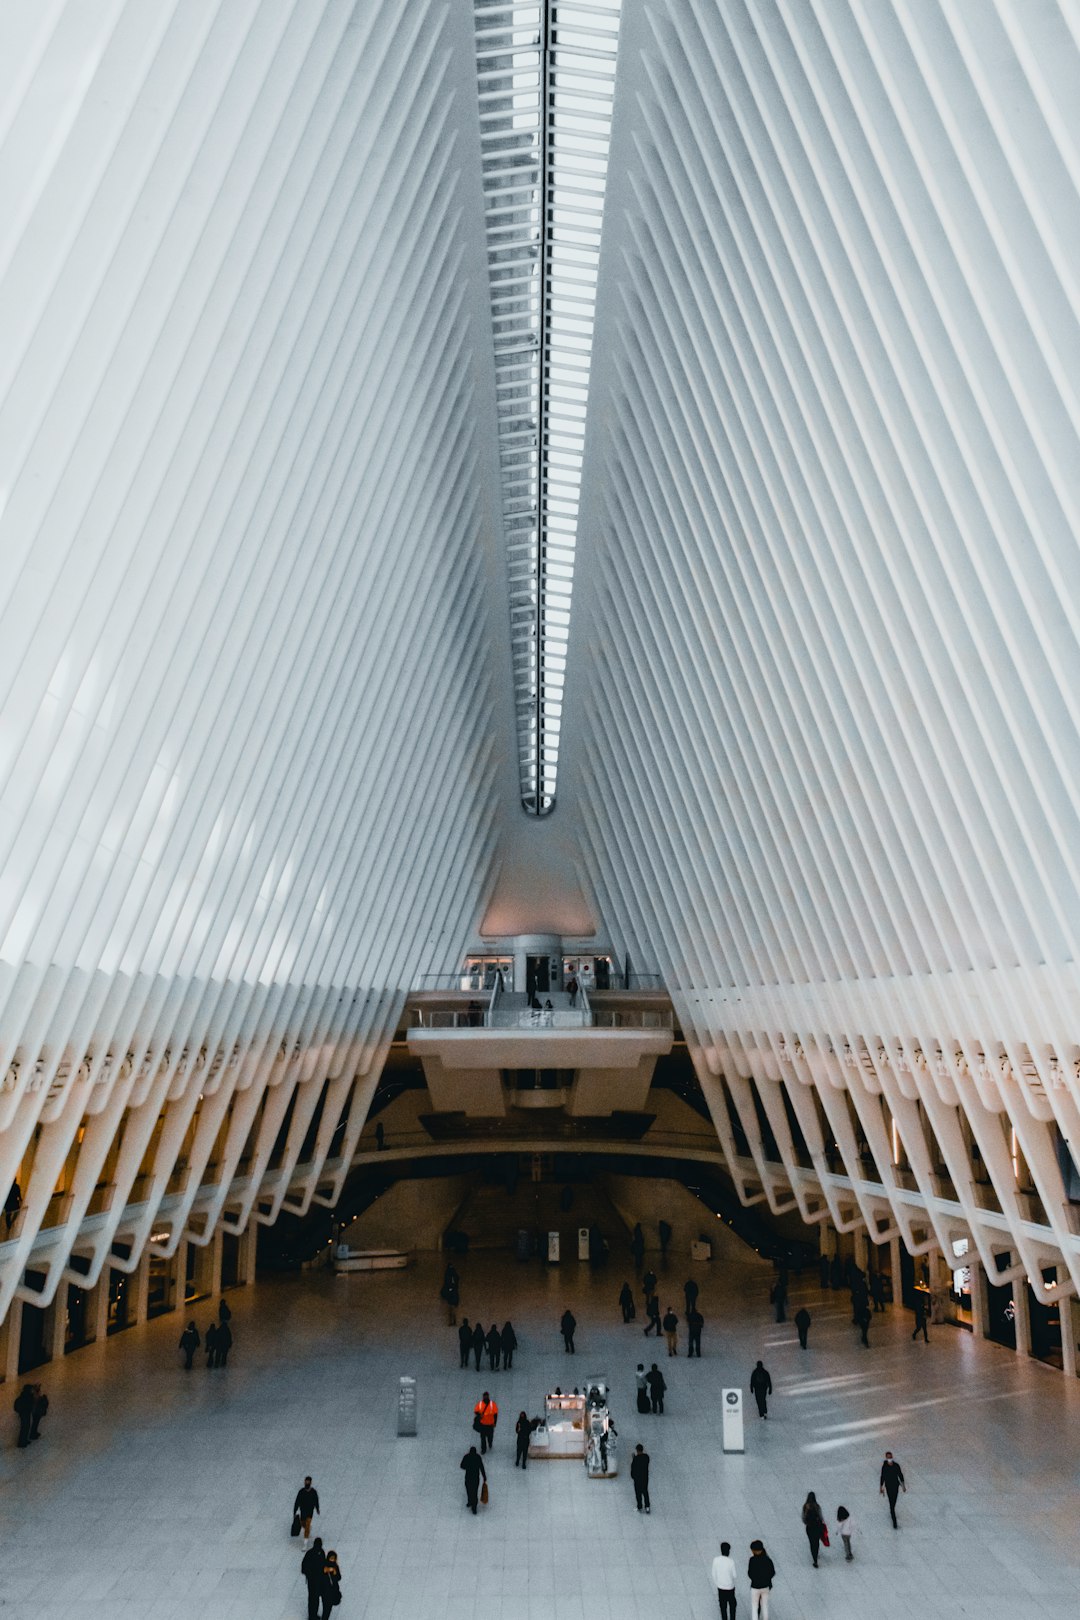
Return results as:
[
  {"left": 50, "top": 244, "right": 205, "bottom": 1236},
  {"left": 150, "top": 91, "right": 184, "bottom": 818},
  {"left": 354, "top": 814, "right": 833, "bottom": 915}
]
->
[{"left": 473, "top": 0, "right": 621, "bottom": 814}]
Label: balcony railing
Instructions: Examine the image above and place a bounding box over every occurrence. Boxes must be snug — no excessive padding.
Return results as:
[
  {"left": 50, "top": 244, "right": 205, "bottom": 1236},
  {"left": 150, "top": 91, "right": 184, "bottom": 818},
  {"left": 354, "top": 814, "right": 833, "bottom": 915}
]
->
[{"left": 409, "top": 1007, "right": 673, "bottom": 1031}]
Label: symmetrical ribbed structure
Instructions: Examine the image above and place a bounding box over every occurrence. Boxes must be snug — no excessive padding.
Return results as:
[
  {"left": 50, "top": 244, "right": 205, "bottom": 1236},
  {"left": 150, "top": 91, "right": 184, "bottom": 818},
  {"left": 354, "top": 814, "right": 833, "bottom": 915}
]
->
[
  {"left": 0, "top": 0, "right": 513, "bottom": 1315},
  {"left": 563, "top": 0, "right": 1080, "bottom": 1308}
]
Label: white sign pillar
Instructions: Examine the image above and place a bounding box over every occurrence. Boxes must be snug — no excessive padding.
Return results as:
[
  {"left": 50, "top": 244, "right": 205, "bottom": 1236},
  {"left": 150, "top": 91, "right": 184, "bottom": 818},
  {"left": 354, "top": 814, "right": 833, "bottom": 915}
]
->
[{"left": 721, "top": 1387, "right": 744, "bottom": 1453}]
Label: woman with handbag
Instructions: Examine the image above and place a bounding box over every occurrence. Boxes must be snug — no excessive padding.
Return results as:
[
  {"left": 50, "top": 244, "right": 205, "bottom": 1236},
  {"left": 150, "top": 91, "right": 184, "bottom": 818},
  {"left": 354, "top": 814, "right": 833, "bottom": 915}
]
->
[
  {"left": 801, "top": 1492, "right": 826, "bottom": 1567},
  {"left": 319, "top": 1550, "right": 342, "bottom": 1617}
]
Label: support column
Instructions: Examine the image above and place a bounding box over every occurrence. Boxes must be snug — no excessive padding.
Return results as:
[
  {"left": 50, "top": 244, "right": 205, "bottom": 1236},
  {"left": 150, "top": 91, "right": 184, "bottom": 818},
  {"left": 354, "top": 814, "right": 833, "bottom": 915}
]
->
[
  {"left": 236, "top": 1222, "right": 257, "bottom": 1287},
  {"left": 208, "top": 1225, "right": 224, "bottom": 1302},
  {"left": 1061, "top": 1296, "right": 1080, "bottom": 1379},
  {"left": 1011, "top": 1281, "right": 1031, "bottom": 1359},
  {"left": 969, "top": 1261, "right": 989, "bottom": 1340},
  {"left": 132, "top": 1252, "right": 151, "bottom": 1326},
  {"left": 889, "top": 1234, "right": 902, "bottom": 1304},
  {"left": 89, "top": 1271, "right": 111, "bottom": 1344},
  {"left": 853, "top": 1227, "right": 869, "bottom": 1270},
  {"left": 45, "top": 1288, "right": 68, "bottom": 1362},
  {"left": 2, "top": 1300, "right": 23, "bottom": 1382}
]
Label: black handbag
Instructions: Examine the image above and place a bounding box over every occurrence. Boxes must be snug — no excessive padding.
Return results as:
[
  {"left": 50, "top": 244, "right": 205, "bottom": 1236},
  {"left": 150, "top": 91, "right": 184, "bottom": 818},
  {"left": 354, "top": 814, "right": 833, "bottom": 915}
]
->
[
  {"left": 472, "top": 1413, "right": 482, "bottom": 1433},
  {"left": 290, "top": 1512, "right": 301, "bottom": 1537}
]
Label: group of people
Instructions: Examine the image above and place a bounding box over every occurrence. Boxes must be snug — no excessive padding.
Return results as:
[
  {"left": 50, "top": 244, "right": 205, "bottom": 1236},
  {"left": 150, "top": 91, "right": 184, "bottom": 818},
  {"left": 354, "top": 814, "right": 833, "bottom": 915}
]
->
[
  {"left": 712, "top": 1541, "right": 776, "bottom": 1619},
  {"left": 12, "top": 1381, "right": 47, "bottom": 1448},
  {"left": 634, "top": 1361, "right": 667, "bottom": 1413},
  {"left": 457, "top": 1318, "right": 518, "bottom": 1371},
  {"left": 177, "top": 1296, "right": 233, "bottom": 1369},
  {"left": 291, "top": 1477, "right": 342, "bottom": 1618},
  {"left": 627, "top": 1269, "right": 704, "bottom": 1355}
]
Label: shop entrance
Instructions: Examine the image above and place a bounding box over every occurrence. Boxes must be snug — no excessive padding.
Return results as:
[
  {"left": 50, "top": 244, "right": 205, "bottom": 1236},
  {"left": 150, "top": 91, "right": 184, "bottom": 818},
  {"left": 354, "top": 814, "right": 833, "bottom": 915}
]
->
[
  {"left": 986, "top": 1253, "right": 1017, "bottom": 1349},
  {"left": 1029, "top": 1271, "right": 1062, "bottom": 1366}
]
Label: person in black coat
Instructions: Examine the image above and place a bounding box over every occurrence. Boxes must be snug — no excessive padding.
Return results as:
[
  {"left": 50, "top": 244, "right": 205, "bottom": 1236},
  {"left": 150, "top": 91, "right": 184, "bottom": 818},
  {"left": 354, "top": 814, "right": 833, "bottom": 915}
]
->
[
  {"left": 486, "top": 1323, "right": 501, "bottom": 1372},
  {"left": 880, "top": 1451, "right": 906, "bottom": 1526},
  {"left": 471, "top": 1320, "right": 485, "bottom": 1371},
  {"left": 460, "top": 1445, "right": 487, "bottom": 1513},
  {"left": 215, "top": 1320, "right": 233, "bottom": 1367},
  {"left": 856, "top": 1304, "right": 872, "bottom": 1348},
  {"left": 501, "top": 1321, "right": 517, "bottom": 1369},
  {"left": 748, "top": 1541, "right": 776, "bottom": 1605},
  {"left": 514, "top": 1410, "right": 531, "bottom": 1469},
  {"left": 794, "top": 1306, "right": 811, "bottom": 1350},
  {"left": 630, "top": 1443, "right": 651, "bottom": 1512},
  {"left": 218, "top": 1297, "right": 232, "bottom": 1325},
  {"left": 646, "top": 1363, "right": 666, "bottom": 1414},
  {"left": 179, "top": 1321, "right": 200, "bottom": 1369},
  {"left": 301, "top": 1537, "right": 325, "bottom": 1620},
  {"left": 13, "top": 1383, "right": 34, "bottom": 1448},
  {"left": 687, "top": 1307, "right": 703, "bottom": 1357},
  {"left": 911, "top": 1294, "right": 929, "bottom": 1342},
  {"left": 802, "top": 1491, "right": 825, "bottom": 1567},
  {"left": 205, "top": 1322, "right": 218, "bottom": 1368},
  {"left": 642, "top": 1267, "right": 657, "bottom": 1300},
  {"left": 684, "top": 1277, "right": 699, "bottom": 1314},
  {"left": 750, "top": 1360, "right": 772, "bottom": 1418},
  {"left": 560, "top": 1309, "right": 576, "bottom": 1353},
  {"left": 619, "top": 1281, "right": 635, "bottom": 1322},
  {"left": 294, "top": 1476, "right": 320, "bottom": 1545},
  {"left": 319, "top": 1551, "right": 341, "bottom": 1619},
  {"left": 458, "top": 1318, "right": 473, "bottom": 1369}
]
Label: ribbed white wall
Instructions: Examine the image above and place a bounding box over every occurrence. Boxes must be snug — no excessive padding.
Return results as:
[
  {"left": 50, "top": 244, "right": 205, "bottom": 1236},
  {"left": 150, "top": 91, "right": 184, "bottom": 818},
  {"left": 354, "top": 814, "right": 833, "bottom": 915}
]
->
[
  {"left": 563, "top": 0, "right": 1080, "bottom": 1299},
  {"left": 0, "top": 0, "right": 514, "bottom": 1311}
]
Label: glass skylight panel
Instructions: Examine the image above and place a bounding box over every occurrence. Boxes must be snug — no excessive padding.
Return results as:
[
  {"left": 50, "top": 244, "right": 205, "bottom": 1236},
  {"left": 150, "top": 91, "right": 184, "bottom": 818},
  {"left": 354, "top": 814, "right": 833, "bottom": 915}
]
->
[{"left": 473, "top": 0, "right": 621, "bottom": 814}]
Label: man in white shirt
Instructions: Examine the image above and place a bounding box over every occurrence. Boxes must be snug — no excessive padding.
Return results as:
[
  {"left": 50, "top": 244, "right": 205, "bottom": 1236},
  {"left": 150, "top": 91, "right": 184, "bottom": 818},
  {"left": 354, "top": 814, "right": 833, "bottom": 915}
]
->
[{"left": 711, "top": 1541, "right": 737, "bottom": 1618}]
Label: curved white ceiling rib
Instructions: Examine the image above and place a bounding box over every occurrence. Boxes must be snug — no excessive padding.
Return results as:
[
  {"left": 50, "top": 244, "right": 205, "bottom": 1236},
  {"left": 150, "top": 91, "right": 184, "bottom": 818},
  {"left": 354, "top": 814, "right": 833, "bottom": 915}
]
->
[
  {"left": 563, "top": 0, "right": 1080, "bottom": 1298},
  {"left": 0, "top": 0, "right": 512, "bottom": 1310}
]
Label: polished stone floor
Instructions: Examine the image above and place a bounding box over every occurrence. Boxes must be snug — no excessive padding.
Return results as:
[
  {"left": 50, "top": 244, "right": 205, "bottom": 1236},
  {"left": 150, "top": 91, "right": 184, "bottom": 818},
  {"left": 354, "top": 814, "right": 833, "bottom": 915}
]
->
[{"left": 1, "top": 1244, "right": 1079, "bottom": 1619}]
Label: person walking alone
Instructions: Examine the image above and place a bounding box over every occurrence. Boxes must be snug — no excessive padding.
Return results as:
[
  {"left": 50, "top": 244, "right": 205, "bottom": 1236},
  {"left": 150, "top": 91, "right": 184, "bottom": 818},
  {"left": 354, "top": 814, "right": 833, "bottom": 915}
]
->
[
  {"left": 301, "top": 1538, "right": 325, "bottom": 1620},
  {"left": 643, "top": 1292, "right": 661, "bottom": 1338},
  {"left": 486, "top": 1322, "right": 501, "bottom": 1372},
  {"left": 458, "top": 1318, "right": 472, "bottom": 1369},
  {"left": 801, "top": 1491, "right": 825, "bottom": 1567},
  {"left": 471, "top": 1319, "right": 485, "bottom": 1372},
  {"left": 178, "top": 1321, "right": 200, "bottom": 1370},
  {"left": 912, "top": 1293, "right": 929, "bottom": 1342},
  {"left": 460, "top": 1445, "right": 486, "bottom": 1514},
  {"left": 662, "top": 1305, "right": 679, "bottom": 1356},
  {"left": 474, "top": 1391, "right": 498, "bottom": 1453},
  {"left": 560, "top": 1308, "right": 577, "bottom": 1353},
  {"left": 514, "top": 1410, "right": 531, "bottom": 1469},
  {"left": 630, "top": 1443, "right": 651, "bottom": 1513},
  {"left": 293, "top": 1477, "right": 320, "bottom": 1547},
  {"left": 749, "top": 1360, "right": 772, "bottom": 1419},
  {"left": 619, "top": 1281, "right": 636, "bottom": 1322},
  {"left": 501, "top": 1320, "right": 517, "bottom": 1369},
  {"left": 880, "top": 1450, "right": 906, "bottom": 1526},
  {"left": 712, "top": 1541, "right": 737, "bottom": 1618},
  {"left": 642, "top": 1266, "right": 657, "bottom": 1301},
  {"left": 646, "top": 1362, "right": 666, "bottom": 1414},
  {"left": 687, "top": 1306, "right": 703, "bottom": 1358},
  {"left": 747, "top": 1541, "right": 776, "bottom": 1619},
  {"left": 794, "top": 1306, "right": 811, "bottom": 1350},
  {"left": 836, "top": 1505, "right": 855, "bottom": 1560}
]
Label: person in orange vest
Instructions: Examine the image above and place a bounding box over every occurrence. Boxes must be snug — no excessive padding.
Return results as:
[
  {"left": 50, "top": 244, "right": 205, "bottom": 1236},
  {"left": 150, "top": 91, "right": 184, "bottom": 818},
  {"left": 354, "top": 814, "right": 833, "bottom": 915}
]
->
[{"left": 474, "top": 1392, "right": 498, "bottom": 1453}]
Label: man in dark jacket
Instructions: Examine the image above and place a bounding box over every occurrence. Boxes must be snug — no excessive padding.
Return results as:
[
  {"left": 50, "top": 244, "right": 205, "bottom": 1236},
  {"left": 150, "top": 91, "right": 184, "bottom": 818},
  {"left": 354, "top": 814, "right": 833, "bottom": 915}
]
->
[
  {"left": 794, "top": 1306, "right": 811, "bottom": 1350},
  {"left": 749, "top": 1360, "right": 772, "bottom": 1419},
  {"left": 205, "top": 1321, "right": 218, "bottom": 1368},
  {"left": 485, "top": 1323, "right": 501, "bottom": 1372},
  {"left": 643, "top": 1292, "right": 661, "bottom": 1337},
  {"left": 630, "top": 1443, "right": 651, "bottom": 1512},
  {"left": 748, "top": 1541, "right": 776, "bottom": 1611},
  {"left": 880, "top": 1451, "right": 906, "bottom": 1527},
  {"left": 642, "top": 1267, "right": 657, "bottom": 1300},
  {"left": 301, "top": 1537, "right": 325, "bottom": 1620},
  {"left": 471, "top": 1319, "right": 486, "bottom": 1371},
  {"left": 179, "top": 1321, "right": 200, "bottom": 1369},
  {"left": 13, "top": 1383, "right": 35, "bottom": 1448},
  {"left": 646, "top": 1363, "right": 666, "bottom": 1414},
  {"left": 460, "top": 1445, "right": 486, "bottom": 1513},
  {"left": 294, "top": 1477, "right": 320, "bottom": 1546},
  {"left": 458, "top": 1318, "right": 472, "bottom": 1369},
  {"left": 684, "top": 1277, "right": 699, "bottom": 1314},
  {"left": 560, "top": 1308, "right": 576, "bottom": 1353},
  {"left": 687, "top": 1307, "right": 704, "bottom": 1358},
  {"left": 619, "top": 1281, "right": 635, "bottom": 1322},
  {"left": 911, "top": 1294, "right": 929, "bottom": 1342},
  {"left": 215, "top": 1319, "right": 233, "bottom": 1367},
  {"left": 500, "top": 1321, "right": 517, "bottom": 1369}
]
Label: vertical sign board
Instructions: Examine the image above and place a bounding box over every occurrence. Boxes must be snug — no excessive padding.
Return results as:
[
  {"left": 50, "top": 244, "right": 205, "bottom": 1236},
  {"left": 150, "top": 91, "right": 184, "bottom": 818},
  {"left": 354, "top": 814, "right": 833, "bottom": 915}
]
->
[
  {"left": 578, "top": 1226, "right": 590, "bottom": 1261},
  {"left": 721, "top": 1388, "right": 744, "bottom": 1454},
  {"left": 397, "top": 1375, "right": 417, "bottom": 1437},
  {"left": 548, "top": 1230, "right": 561, "bottom": 1263}
]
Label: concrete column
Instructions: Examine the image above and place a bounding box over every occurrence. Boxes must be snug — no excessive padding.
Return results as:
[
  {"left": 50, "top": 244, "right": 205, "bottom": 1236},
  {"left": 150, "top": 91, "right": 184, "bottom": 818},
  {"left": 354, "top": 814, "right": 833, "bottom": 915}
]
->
[
  {"left": 1061, "top": 1295, "right": 1080, "bottom": 1379},
  {"left": 969, "top": 1261, "right": 989, "bottom": 1340},
  {"left": 236, "top": 1222, "right": 257, "bottom": 1287},
  {"left": 45, "top": 1289, "right": 68, "bottom": 1362},
  {"left": 132, "top": 1252, "right": 151, "bottom": 1326},
  {"left": 2, "top": 1299, "right": 23, "bottom": 1382},
  {"left": 1011, "top": 1281, "right": 1031, "bottom": 1358},
  {"left": 889, "top": 1234, "right": 902, "bottom": 1302},
  {"left": 853, "top": 1227, "right": 869, "bottom": 1270},
  {"left": 89, "top": 1272, "right": 111, "bottom": 1343},
  {"left": 819, "top": 1221, "right": 832, "bottom": 1258},
  {"left": 208, "top": 1225, "right": 224, "bottom": 1301}
]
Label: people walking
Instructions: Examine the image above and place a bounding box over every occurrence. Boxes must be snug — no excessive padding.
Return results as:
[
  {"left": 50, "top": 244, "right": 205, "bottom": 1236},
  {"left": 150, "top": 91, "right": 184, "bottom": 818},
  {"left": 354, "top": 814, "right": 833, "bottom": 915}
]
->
[
  {"left": 215, "top": 1319, "right": 233, "bottom": 1366},
  {"left": 684, "top": 1277, "right": 699, "bottom": 1314},
  {"left": 474, "top": 1391, "right": 498, "bottom": 1453},
  {"left": 13, "top": 1383, "right": 34, "bottom": 1448},
  {"left": 662, "top": 1305, "right": 679, "bottom": 1356},
  {"left": 472, "top": 1319, "right": 485, "bottom": 1371},
  {"left": 179, "top": 1321, "right": 200, "bottom": 1369},
  {"left": 801, "top": 1491, "right": 825, "bottom": 1566},
  {"left": 856, "top": 1303, "right": 871, "bottom": 1348},
  {"left": 749, "top": 1360, "right": 772, "bottom": 1419},
  {"left": 460, "top": 1445, "right": 486, "bottom": 1513},
  {"left": 794, "top": 1306, "right": 811, "bottom": 1349},
  {"left": 560, "top": 1308, "right": 576, "bottom": 1353},
  {"left": 486, "top": 1322, "right": 501, "bottom": 1372},
  {"left": 515, "top": 1410, "right": 531, "bottom": 1468},
  {"left": 712, "top": 1541, "right": 737, "bottom": 1619},
  {"left": 748, "top": 1541, "right": 776, "bottom": 1619},
  {"left": 646, "top": 1362, "right": 666, "bottom": 1414},
  {"left": 501, "top": 1320, "right": 517, "bottom": 1369},
  {"left": 643, "top": 1292, "right": 661, "bottom": 1337},
  {"left": 301, "top": 1538, "right": 325, "bottom": 1620},
  {"left": 630, "top": 1443, "right": 651, "bottom": 1512},
  {"left": 293, "top": 1477, "right": 320, "bottom": 1546},
  {"left": 458, "top": 1318, "right": 472, "bottom": 1369},
  {"left": 836, "top": 1505, "right": 855, "bottom": 1560},
  {"left": 687, "top": 1306, "right": 703, "bottom": 1357},
  {"left": 635, "top": 1363, "right": 650, "bottom": 1414},
  {"left": 619, "top": 1281, "right": 636, "bottom": 1322},
  {"left": 319, "top": 1550, "right": 342, "bottom": 1619},
  {"left": 880, "top": 1450, "right": 906, "bottom": 1526},
  {"left": 912, "top": 1294, "right": 929, "bottom": 1342}
]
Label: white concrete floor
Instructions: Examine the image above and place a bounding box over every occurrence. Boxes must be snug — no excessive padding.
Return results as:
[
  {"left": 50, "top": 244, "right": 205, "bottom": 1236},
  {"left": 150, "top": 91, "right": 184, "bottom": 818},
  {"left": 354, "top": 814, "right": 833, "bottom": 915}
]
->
[{"left": 1, "top": 1245, "right": 1079, "bottom": 1619}]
